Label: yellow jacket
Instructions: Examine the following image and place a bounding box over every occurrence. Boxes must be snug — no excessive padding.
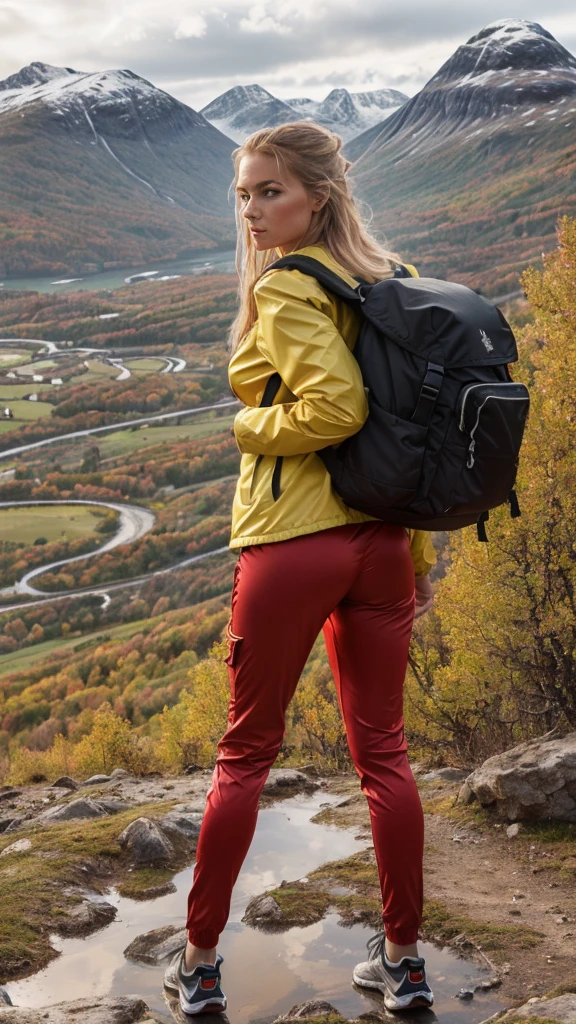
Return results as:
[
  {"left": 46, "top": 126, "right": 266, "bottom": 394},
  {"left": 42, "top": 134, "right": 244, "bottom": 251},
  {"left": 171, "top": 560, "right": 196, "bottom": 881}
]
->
[{"left": 228, "top": 243, "right": 436, "bottom": 576}]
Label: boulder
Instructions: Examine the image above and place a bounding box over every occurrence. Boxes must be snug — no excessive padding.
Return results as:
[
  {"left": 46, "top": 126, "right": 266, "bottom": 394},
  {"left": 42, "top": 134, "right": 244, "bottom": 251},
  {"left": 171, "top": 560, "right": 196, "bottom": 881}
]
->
[
  {"left": 41, "top": 798, "right": 109, "bottom": 823},
  {"left": 117, "top": 818, "right": 174, "bottom": 864},
  {"left": 465, "top": 730, "right": 576, "bottom": 821},
  {"left": 0, "top": 839, "right": 31, "bottom": 858},
  {"left": 109, "top": 769, "right": 134, "bottom": 780},
  {"left": 0, "top": 992, "right": 11, "bottom": 1007},
  {"left": 0, "top": 996, "right": 150, "bottom": 1023},
  {"left": 262, "top": 769, "right": 318, "bottom": 795},
  {"left": 502, "top": 993, "right": 576, "bottom": 1022},
  {"left": 51, "top": 777, "right": 79, "bottom": 791},
  {"left": 157, "top": 811, "right": 202, "bottom": 839},
  {"left": 82, "top": 774, "right": 113, "bottom": 786},
  {"left": 124, "top": 924, "right": 187, "bottom": 964},
  {"left": 242, "top": 893, "right": 283, "bottom": 927}
]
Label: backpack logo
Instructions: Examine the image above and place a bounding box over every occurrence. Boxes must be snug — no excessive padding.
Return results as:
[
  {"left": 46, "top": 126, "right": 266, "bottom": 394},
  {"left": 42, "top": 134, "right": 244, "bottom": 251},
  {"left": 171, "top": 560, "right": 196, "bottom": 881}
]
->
[{"left": 480, "top": 329, "right": 493, "bottom": 352}]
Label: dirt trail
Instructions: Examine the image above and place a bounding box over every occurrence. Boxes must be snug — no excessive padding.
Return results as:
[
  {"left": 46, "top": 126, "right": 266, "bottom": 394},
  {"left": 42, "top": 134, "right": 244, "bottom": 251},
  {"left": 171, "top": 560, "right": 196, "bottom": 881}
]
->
[{"left": 316, "top": 773, "right": 576, "bottom": 1006}]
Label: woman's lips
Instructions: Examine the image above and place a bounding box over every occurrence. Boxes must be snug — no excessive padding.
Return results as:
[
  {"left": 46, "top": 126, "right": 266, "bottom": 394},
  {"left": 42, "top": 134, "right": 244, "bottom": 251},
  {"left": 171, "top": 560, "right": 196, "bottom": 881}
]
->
[{"left": 250, "top": 227, "right": 265, "bottom": 233}]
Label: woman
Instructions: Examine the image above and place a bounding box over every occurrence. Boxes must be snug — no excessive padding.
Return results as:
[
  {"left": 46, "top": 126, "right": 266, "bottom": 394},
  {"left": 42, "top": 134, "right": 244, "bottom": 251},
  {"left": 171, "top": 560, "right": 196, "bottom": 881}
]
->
[{"left": 164, "top": 121, "right": 436, "bottom": 1014}]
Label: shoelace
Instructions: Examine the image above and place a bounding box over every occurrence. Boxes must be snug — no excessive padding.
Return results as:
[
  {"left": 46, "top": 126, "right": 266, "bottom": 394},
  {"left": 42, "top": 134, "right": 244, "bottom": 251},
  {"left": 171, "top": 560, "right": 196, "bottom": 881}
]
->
[{"left": 366, "top": 930, "right": 386, "bottom": 961}]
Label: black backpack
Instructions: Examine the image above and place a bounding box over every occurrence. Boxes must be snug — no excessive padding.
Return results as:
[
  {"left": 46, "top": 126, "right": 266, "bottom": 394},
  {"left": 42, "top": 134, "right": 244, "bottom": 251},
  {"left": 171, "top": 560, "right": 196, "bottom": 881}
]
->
[{"left": 262, "top": 255, "right": 530, "bottom": 540}]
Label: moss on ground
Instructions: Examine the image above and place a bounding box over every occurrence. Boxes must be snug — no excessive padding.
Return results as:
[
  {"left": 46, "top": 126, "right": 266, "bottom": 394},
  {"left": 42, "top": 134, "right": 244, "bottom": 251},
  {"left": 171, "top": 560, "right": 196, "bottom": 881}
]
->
[
  {"left": 422, "top": 897, "right": 544, "bottom": 956},
  {"left": 0, "top": 800, "right": 184, "bottom": 982}
]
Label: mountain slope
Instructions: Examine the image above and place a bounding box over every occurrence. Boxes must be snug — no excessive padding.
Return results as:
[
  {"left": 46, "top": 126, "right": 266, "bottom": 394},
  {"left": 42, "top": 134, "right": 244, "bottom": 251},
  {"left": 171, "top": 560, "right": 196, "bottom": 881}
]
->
[
  {"left": 200, "top": 84, "right": 408, "bottom": 143},
  {"left": 346, "top": 20, "right": 576, "bottom": 293},
  {"left": 0, "top": 63, "right": 236, "bottom": 278}
]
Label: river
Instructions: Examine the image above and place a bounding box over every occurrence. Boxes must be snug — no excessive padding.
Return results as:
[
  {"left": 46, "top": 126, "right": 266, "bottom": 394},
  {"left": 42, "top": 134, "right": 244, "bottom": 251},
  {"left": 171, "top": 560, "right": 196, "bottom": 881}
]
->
[{"left": 0, "top": 250, "right": 237, "bottom": 295}]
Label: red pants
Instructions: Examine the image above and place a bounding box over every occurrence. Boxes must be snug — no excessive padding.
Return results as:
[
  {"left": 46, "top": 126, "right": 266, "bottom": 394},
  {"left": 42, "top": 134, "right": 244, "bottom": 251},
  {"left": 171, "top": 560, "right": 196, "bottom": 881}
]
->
[{"left": 186, "top": 521, "right": 424, "bottom": 948}]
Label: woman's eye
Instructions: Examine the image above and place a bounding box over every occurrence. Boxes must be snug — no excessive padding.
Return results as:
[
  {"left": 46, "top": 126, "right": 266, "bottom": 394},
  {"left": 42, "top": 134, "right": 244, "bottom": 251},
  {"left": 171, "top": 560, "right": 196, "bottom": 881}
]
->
[{"left": 239, "top": 190, "right": 279, "bottom": 201}]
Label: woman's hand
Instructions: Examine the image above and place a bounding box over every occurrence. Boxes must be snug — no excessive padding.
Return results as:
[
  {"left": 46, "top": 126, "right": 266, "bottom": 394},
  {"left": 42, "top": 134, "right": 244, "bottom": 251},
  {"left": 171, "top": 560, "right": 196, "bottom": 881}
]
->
[{"left": 414, "top": 574, "right": 434, "bottom": 618}]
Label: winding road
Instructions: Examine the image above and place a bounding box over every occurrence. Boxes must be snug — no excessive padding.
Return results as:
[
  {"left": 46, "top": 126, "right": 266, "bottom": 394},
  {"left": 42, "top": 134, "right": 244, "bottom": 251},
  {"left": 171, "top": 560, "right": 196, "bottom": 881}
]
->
[
  {"left": 0, "top": 499, "right": 156, "bottom": 597},
  {"left": 0, "top": 337, "right": 240, "bottom": 612}
]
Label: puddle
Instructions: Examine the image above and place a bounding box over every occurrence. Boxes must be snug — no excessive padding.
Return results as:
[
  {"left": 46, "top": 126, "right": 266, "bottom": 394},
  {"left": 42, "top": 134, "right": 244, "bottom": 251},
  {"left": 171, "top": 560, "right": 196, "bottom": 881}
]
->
[{"left": 6, "top": 791, "right": 507, "bottom": 1022}]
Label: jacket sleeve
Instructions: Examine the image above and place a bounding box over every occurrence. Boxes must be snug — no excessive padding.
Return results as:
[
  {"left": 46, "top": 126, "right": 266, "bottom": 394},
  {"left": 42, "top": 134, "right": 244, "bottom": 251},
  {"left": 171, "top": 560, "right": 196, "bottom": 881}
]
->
[
  {"left": 233, "top": 269, "right": 368, "bottom": 457},
  {"left": 409, "top": 529, "right": 437, "bottom": 577}
]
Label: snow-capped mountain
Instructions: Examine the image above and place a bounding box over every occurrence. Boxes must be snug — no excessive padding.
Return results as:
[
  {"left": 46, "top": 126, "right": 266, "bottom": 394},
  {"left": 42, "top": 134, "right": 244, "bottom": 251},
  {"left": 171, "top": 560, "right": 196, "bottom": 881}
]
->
[
  {"left": 347, "top": 19, "right": 576, "bottom": 160},
  {"left": 200, "top": 84, "right": 408, "bottom": 143},
  {"left": 0, "top": 62, "right": 236, "bottom": 276},
  {"left": 344, "top": 19, "right": 576, "bottom": 295}
]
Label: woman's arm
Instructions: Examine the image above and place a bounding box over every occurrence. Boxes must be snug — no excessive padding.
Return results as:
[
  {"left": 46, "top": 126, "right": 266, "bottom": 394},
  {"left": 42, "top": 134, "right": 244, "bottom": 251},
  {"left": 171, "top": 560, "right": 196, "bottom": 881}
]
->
[{"left": 234, "top": 269, "right": 368, "bottom": 457}]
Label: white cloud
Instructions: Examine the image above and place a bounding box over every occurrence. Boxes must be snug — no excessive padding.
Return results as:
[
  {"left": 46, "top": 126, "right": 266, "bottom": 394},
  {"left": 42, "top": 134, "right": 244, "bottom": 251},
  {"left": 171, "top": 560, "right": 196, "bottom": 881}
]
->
[{"left": 174, "top": 13, "right": 207, "bottom": 39}]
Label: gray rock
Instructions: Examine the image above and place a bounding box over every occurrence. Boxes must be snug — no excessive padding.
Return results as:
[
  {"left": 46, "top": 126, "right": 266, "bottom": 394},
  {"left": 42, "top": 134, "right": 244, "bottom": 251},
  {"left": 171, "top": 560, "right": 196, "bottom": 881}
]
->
[
  {"left": 124, "top": 924, "right": 187, "bottom": 964},
  {"left": 82, "top": 774, "right": 113, "bottom": 786},
  {"left": 58, "top": 890, "right": 117, "bottom": 935},
  {"left": 457, "top": 781, "right": 476, "bottom": 804},
  {"left": 506, "top": 823, "right": 522, "bottom": 838},
  {"left": 466, "top": 730, "right": 576, "bottom": 821},
  {"left": 502, "top": 993, "right": 576, "bottom": 1021},
  {"left": 274, "top": 1001, "right": 342, "bottom": 1020},
  {"left": 95, "top": 799, "right": 132, "bottom": 815},
  {"left": 51, "top": 777, "right": 79, "bottom": 791},
  {"left": 117, "top": 817, "right": 175, "bottom": 864},
  {"left": 262, "top": 769, "right": 318, "bottom": 794},
  {"left": 0, "top": 819, "right": 18, "bottom": 835},
  {"left": 0, "top": 838, "right": 32, "bottom": 858},
  {"left": 3, "top": 818, "right": 23, "bottom": 833},
  {"left": 0, "top": 995, "right": 150, "bottom": 1023},
  {"left": 41, "top": 798, "right": 109, "bottom": 823},
  {"left": 421, "top": 767, "right": 473, "bottom": 782},
  {"left": 157, "top": 812, "right": 202, "bottom": 839},
  {"left": 110, "top": 768, "right": 134, "bottom": 780},
  {"left": 242, "top": 893, "right": 283, "bottom": 926},
  {"left": 0, "top": 991, "right": 11, "bottom": 1007},
  {"left": 0, "top": 787, "right": 20, "bottom": 803}
]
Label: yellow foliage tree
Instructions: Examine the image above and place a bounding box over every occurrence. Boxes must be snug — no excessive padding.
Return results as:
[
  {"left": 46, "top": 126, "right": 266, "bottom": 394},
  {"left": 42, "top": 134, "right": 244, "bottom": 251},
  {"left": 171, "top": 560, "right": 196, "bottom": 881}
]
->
[
  {"left": 158, "top": 640, "right": 231, "bottom": 770},
  {"left": 406, "top": 216, "right": 576, "bottom": 764}
]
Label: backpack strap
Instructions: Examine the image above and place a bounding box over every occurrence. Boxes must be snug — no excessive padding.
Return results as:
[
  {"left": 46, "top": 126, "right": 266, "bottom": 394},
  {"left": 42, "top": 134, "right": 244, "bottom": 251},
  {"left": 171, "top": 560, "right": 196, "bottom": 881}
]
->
[{"left": 265, "top": 255, "right": 366, "bottom": 305}]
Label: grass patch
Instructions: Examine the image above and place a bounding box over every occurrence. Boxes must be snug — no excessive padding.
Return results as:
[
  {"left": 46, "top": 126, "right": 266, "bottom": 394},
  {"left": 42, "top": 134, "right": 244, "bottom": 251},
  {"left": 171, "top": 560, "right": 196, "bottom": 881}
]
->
[
  {"left": 0, "top": 799, "right": 183, "bottom": 983},
  {"left": 96, "top": 416, "right": 235, "bottom": 459},
  {"left": 266, "top": 885, "right": 331, "bottom": 928},
  {"left": 0, "top": 618, "right": 159, "bottom": 678},
  {"left": 0, "top": 399, "right": 53, "bottom": 424},
  {"left": 0, "top": 504, "right": 114, "bottom": 545},
  {"left": 0, "top": 383, "right": 54, "bottom": 399},
  {"left": 124, "top": 358, "right": 167, "bottom": 374},
  {"left": 422, "top": 897, "right": 544, "bottom": 955}
]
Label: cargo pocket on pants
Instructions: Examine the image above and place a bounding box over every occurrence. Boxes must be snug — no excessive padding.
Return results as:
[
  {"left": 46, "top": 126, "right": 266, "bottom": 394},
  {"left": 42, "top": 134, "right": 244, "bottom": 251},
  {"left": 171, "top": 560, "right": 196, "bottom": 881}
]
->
[{"left": 224, "top": 621, "right": 243, "bottom": 668}]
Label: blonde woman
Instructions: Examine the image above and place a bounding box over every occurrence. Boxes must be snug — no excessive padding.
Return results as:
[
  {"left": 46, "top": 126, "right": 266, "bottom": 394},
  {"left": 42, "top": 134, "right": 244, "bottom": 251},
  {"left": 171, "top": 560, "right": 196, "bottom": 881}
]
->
[{"left": 164, "top": 122, "right": 436, "bottom": 1013}]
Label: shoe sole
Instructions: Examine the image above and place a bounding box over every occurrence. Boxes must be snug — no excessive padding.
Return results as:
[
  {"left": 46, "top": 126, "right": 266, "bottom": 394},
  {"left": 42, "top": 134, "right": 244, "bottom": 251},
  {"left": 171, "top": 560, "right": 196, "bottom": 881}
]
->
[
  {"left": 179, "top": 994, "right": 227, "bottom": 1015},
  {"left": 353, "top": 972, "right": 434, "bottom": 1010}
]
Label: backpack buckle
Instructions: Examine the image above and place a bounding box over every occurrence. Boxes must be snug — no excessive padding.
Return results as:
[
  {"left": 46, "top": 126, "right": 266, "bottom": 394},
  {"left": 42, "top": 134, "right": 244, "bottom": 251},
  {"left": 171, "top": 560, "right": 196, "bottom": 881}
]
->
[{"left": 411, "top": 362, "right": 445, "bottom": 427}]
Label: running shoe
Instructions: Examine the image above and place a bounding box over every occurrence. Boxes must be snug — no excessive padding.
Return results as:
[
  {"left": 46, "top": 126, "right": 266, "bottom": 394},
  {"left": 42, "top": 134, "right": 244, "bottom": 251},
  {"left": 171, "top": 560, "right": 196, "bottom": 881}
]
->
[
  {"left": 164, "top": 948, "right": 227, "bottom": 1016},
  {"left": 352, "top": 931, "right": 434, "bottom": 1011}
]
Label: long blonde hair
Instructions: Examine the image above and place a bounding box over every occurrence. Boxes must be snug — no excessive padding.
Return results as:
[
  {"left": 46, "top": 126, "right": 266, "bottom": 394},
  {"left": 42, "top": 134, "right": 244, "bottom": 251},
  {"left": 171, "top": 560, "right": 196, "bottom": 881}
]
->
[{"left": 227, "top": 121, "right": 401, "bottom": 353}]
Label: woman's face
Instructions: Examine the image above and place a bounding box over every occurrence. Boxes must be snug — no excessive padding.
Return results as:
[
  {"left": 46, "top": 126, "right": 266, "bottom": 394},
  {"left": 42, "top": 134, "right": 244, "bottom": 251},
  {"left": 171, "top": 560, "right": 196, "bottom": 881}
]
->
[{"left": 236, "top": 151, "right": 325, "bottom": 255}]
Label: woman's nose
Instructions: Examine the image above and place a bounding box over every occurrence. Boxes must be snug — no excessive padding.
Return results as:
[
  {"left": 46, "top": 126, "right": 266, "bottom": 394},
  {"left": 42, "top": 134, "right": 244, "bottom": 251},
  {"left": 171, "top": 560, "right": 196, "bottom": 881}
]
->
[{"left": 242, "top": 197, "right": 259, "bottom": 219}]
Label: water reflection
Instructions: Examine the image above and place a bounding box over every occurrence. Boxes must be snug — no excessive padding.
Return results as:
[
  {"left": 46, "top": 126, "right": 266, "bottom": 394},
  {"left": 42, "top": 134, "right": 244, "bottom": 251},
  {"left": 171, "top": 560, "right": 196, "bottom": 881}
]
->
[{"left": 6, "top": 791, "right": 506, "bottom": 1022}]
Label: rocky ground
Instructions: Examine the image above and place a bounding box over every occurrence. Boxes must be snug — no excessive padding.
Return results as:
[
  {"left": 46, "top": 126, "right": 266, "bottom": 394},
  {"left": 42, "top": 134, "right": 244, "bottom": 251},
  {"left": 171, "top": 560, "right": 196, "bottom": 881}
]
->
[{"left": 0, "top": 764, "right": 576, "bottom": 1022}]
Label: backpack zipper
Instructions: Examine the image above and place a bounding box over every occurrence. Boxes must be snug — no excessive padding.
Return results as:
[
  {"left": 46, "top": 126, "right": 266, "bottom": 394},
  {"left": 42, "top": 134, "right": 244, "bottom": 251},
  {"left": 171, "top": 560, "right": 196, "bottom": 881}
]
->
[{"left": 459, "top": 385, "right": 528, "bottom": 469}]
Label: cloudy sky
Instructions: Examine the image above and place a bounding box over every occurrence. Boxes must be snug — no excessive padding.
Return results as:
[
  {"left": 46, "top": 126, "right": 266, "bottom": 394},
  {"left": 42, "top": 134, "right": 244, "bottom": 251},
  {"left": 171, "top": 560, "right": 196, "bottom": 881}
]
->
[{"left": 2, "top": 1, "right": 576, "bottom": 109}]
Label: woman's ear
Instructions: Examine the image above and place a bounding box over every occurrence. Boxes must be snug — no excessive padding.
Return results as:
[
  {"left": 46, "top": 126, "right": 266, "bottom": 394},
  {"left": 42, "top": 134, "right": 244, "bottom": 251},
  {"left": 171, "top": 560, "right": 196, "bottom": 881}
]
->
[{"left": 312, "top": 185, "right": 330, "bottom": 212}]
